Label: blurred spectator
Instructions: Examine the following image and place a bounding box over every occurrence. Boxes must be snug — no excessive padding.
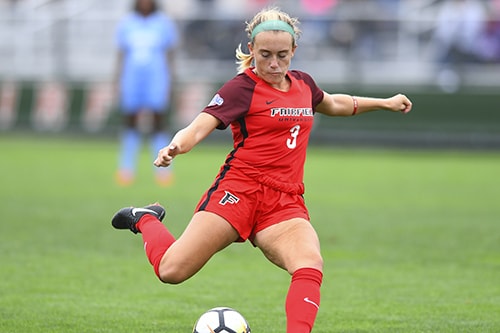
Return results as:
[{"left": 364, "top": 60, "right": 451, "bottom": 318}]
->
[
  {"left": 431, "top": 0, "right": 487, "bottom": 65},
  {"left": 329, "top": 0, "right": 389, "bottom": 61},
  {"left": 375, "top": 0, "right": 400, "bottom": 12},
  {"left": 183, "top": 0, "right": 251, "bottom": 61},
  {"left": 476, "top": 0, "right": 500, "bottom": 62},
  {"left": 301, "top": 0, "right": 338, "bottom": 15},
  {"left": 429, "top": 0, "right": 488, "bottom": 92},
  {"left": 114, "top": 0, "right": 178, "bottom": 186},
  {"left": 298, "top": 0, "right": 338, "bottom": 59},
  {"left": 183, "top": 19, "right": 247, "bottom": 60}
]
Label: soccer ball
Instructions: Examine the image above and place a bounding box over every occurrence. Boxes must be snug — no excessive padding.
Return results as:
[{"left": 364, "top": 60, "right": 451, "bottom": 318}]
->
[{"left": 192, "top": 307, "right": 251, "bottom": 333}]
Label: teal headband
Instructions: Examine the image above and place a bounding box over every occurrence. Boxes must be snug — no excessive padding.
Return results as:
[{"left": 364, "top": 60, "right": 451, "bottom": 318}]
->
[{"left": 250, "top": 20, "right": 295, "bottom": 40}]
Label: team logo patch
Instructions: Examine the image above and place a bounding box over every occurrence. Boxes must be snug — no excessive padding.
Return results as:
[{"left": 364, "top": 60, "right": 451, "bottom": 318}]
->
[
  {"left": 219, "top": 191, "right": 240, "bottom": 205},
  {"left": 207, "top": 93, "right": 224, "bottom": 107}
]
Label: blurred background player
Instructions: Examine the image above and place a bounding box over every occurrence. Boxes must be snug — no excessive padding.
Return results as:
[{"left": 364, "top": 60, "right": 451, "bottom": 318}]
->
[{"left": 114, "top": 0, "right": 178, "bottom": 186}]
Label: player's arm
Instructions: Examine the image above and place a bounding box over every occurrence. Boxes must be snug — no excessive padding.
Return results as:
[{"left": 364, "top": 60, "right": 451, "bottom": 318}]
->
[
  {"left": 154, "top": 112, "right": 220, "bottom": 167},
  {"left": 315, "top": 92, "right": 412, "bottom": 117}
]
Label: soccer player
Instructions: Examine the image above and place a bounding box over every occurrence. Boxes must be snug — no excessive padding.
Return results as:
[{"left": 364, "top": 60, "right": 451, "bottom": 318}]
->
[
  {"left": 112, "top": 7, "right": 412, "bottom": 333},
  {"left": 114, "top": 0, "right": 178, "bottom": 186}
]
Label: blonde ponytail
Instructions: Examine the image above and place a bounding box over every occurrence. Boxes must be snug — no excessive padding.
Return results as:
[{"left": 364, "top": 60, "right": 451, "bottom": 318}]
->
[{"left": 235, "top": 44, "right": 254, "bottom": 74}]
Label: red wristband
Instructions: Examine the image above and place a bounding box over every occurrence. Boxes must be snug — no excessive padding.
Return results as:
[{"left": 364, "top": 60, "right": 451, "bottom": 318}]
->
[{"left": 352, "top": 96, "right": 358, "bottom": 115}]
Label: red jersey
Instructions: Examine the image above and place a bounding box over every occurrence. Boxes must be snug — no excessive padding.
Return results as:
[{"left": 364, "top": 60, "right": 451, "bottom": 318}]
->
[{"left": 202, "top": 68, "right": 324, "bottom": 188}]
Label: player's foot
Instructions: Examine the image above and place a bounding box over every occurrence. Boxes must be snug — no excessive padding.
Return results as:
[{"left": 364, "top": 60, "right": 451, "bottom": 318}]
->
[
  {"left": 115, "top": 170, "right": 134, "bottom": 187},
  {"left": 111, "top": 204, "right": 165, "bottom": 234},
  {"left": 155, "top": 172, "right": 174, "bottom": 187}
]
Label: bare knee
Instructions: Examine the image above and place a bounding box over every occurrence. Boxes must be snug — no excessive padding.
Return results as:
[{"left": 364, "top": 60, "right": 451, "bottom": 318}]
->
[
  {"left": 288, "top": 253, "right": 324, "bottom": 275},
  {"left": 157, "top": 254, "right": 203, "bottom": 284},
  {"left": 158, "top": 264, "right": 191, "bottom": 285},
  {"left": 310, "top": 254, "right": 324, "bottom": 272}
]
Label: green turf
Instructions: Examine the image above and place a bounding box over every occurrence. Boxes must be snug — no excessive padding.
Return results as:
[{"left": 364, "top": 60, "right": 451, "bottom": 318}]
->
[{"left": 1, "top": 136, "right": 499, "bottom": 332}]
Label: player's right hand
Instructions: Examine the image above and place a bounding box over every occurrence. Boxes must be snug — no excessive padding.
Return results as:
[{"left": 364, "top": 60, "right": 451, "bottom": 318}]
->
[{"left": 154, "top": 144, "right": 178, "bottom": 167}]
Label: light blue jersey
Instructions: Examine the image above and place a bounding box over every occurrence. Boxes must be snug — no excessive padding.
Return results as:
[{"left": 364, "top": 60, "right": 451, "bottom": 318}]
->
[{"left": 117, "top": 12, "right": 178, "bottom": 113}]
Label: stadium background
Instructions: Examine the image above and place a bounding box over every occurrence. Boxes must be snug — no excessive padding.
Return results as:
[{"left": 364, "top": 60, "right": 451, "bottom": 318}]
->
[{"left": 0, "top": 0, "right": 499, "bottom": 149}]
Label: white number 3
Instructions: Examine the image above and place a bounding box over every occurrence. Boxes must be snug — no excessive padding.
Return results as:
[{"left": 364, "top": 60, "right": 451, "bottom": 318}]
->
[{"left": 286, "top": 125, "right": 301, "bottom": 149}]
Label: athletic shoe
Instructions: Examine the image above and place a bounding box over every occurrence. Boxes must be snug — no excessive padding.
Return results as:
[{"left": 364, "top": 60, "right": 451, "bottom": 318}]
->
[
  {"left": 115, "top": 170, "right": 134, "bottom": 187},
  {"left": 111, "top": 204, "right": 165, "bottom": 234},
  {"left": 155, "top": 172, "right": 174, "bottom": 187}
]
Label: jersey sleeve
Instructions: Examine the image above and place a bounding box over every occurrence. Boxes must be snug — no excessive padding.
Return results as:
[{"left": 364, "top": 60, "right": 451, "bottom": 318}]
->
[
  {"left": 289, "top": 70, "right": 324, "bottom": 109},
  {"left": 202, "top": 74, "right": 255, "bottom": 130}
]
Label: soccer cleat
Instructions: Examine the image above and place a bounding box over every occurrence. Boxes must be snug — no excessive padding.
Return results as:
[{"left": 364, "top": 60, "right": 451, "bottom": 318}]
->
[
  {"left": 155, "top": 172, "right": 174, "bottom": 187},
  {"left": 115, "top": 170, "right": 134, "bottom": 187},
  {"left": 111, "top": 204, "right": 165, "bottom": 234}
]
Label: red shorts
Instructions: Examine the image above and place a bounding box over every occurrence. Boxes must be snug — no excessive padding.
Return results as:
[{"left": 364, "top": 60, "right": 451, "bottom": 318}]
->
[{"left": 195, "top": 161, "right": 310, "bottom": 243}]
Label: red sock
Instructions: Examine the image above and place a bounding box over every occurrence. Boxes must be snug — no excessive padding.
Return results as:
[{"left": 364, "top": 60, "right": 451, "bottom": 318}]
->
[
  {"left": 285, "top": 267, "right": 323, "bottom": 333},
  {"left": 136, "top": 214, "right": 176, "bottom": 279}
]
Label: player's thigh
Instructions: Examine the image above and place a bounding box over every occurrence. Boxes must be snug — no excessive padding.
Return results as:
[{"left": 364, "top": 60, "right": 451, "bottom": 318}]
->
[
  {"left": 253, "top": 218, "right": 323, "bottom": 274},
  {"left": 120, "top": 80, "right": 141, "bottom": 110},
  {"left": 159, "top": 211, "right": 239, "bottom": 283},
  {"left": 146, "top": 76, "right": 168, "bottom": 110}
]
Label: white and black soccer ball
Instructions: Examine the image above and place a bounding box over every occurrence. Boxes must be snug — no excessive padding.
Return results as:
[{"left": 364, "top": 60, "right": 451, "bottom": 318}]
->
[{"left": 192, "top": 307, "right": 251, "bottom": 333}]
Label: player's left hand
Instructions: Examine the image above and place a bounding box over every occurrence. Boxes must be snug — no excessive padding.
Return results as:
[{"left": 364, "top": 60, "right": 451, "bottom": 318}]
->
[{"left": 387, "top": 94, "right": 412, "bottom": 114}]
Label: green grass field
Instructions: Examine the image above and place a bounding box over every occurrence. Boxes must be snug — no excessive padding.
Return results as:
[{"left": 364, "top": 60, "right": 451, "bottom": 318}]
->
[{"left": 1, "top": 135, "right": 499, "bottom": 332}]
